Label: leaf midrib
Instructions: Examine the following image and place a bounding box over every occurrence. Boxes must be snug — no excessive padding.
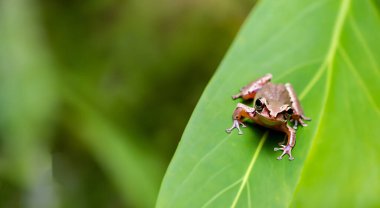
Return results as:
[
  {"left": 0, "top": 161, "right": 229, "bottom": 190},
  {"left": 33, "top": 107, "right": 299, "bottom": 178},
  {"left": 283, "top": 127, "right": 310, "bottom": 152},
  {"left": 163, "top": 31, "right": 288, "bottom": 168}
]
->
[
  {"left": 290, "top": 0, "right": 351, "bottom": 205},
  {"left": 228, "top": 0, "right": 352, "bottom": 206},
  {"left": 230, "top": 132, "right": 269, "bottom": 208}
]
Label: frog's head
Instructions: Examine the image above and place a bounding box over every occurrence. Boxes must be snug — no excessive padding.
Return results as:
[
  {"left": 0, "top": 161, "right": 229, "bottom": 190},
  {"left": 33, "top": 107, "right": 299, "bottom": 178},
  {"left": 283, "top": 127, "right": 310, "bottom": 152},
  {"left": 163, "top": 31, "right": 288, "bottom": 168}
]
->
[{"left": 254, "top": 97, "right": 293, "bottom": 121}]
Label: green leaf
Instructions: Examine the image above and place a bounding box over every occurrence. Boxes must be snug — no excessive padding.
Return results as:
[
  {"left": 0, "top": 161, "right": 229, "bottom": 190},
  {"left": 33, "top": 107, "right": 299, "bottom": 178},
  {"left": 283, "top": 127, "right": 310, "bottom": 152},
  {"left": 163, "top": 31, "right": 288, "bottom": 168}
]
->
[
  {"left": 157, "top": 0, "right": 380, "bottom": 207},
  {"left": 0, "top": 0, "right": 59, "bottom": 207},
  {"left": 0, "top": 0, "right": 58, "bottom": 185}
]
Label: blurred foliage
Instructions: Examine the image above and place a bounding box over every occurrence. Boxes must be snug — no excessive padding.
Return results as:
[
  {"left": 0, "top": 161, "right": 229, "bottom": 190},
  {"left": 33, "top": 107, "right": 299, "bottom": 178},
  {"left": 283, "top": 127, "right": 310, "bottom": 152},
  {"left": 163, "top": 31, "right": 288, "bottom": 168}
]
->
[{"left": 0, "top": 0, "right": 254, "bottom": 207}]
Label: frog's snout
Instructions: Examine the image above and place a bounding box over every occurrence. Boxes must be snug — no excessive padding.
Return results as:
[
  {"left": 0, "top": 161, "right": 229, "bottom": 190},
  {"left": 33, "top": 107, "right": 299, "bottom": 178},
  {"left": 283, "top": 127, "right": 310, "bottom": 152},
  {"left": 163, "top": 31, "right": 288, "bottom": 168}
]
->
[{"left": 269, "top": 112, "right": 278, "bottom": 118}]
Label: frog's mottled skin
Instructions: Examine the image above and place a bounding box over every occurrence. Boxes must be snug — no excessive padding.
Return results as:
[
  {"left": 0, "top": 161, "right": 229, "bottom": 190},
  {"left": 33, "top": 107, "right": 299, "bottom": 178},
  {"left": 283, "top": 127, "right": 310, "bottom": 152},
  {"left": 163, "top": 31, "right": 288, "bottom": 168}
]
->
[{"left": 226, "top": 74, "right": 311, "bottom": 160}]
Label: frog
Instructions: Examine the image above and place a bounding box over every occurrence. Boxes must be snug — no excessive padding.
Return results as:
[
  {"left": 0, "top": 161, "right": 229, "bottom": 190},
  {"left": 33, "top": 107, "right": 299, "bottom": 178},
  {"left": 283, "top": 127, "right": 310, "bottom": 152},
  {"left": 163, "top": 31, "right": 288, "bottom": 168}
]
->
[{"left": 225, "top": 73, "right": 311, "bottom": 160}]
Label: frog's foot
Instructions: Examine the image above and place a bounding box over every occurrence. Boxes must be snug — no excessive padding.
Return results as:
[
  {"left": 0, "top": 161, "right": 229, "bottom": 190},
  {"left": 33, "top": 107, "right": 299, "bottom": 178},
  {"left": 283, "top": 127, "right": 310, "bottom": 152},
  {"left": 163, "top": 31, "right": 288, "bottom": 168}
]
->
[
  {"left": 232, "top": 93, "right": 242, "bottom": 100},
  {"left": 292, "top": 120, "right": 299, "bottom": 130},
  {"left": 274, "top": 145, "right": 294, "bottom": 160},
  {"left": 302, "top": 115, "right": 312, "bottom": 121},
  {"left": 227, "top": 103, "right": 255, "bottom": 135},
  {"left": 292, "top": 116, "right": 311, "bottom": 130},
  {"left": 226, "top": 120, "right": 246, "bottom": 135}
]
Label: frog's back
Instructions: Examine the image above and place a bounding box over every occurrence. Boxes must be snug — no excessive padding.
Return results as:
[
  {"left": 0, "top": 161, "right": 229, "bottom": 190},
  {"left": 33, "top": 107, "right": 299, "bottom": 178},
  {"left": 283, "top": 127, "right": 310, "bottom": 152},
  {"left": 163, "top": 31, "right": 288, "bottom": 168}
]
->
[{"left": 255, "top": 83, "right": 291, "bottom": 104}]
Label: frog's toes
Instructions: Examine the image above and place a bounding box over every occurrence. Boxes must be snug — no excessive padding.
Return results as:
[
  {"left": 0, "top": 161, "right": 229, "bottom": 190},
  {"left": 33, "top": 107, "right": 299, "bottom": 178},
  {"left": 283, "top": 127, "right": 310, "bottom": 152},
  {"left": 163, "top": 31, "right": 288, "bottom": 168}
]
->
[
  {"left": 274, "top": 145, "right": 294, "bottom": 160},
  {"left": 226, "top": 120, "right": 245, "bottom": 135},
  {"left": 299, "top": 119, "right": 308, "bottom": 127},
  {"left": 302, "top": 115, "right": 312, "bottom": 121},
  {"left": 280, "top": 155, "right": 294, "bottom": 160},
  {"left": 232, "top": 94, "right": 241, "bottom": 100},
  {"left": 293, "top": 120, "right": 298, "bottom": 129}
]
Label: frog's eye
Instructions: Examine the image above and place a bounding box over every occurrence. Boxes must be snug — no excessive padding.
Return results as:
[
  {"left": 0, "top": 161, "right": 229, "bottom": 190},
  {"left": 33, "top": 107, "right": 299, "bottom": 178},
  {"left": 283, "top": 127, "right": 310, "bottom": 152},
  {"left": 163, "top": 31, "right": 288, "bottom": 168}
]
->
[
  {"left": 255, "top": 99, "right": 264, "bottom": 111},
  {"left": 286, "top": 108, "right": 294, "bottom": 115}
]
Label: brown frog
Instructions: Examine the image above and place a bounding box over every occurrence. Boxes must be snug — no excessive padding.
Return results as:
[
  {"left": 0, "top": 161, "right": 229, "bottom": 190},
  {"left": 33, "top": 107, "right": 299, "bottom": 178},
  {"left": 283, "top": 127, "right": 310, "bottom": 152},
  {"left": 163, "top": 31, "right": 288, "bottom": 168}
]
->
[{"left": 226, "top": 74, "right": 311, "bottom": 160}]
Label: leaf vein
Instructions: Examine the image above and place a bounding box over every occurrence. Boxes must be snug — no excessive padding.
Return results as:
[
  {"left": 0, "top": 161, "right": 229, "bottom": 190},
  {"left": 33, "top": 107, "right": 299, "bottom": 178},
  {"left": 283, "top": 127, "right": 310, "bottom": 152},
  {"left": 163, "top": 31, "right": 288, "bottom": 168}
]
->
[
  {"left": 349, "top": 17, "right": 380, "bottom": 76},
  {"left": 201, "top": 178, "right": 243, "bottom": 208},
  {"left": 274, "top": 58, "right": 323, "bottom": 83},
  {"left": 246, "top": 181, "right": 252, "bottom": 208},
  {"left": 168, "top": 135, "right": 231, "bottom": 206},
  {"left": 250, "top": 0, "right": 329, "bottom": 56},
  {"left": 338, "top": 47, "right": 380, "bottom": 113},
  {"left": 290, "top": 0, "right": 351, "bottom": 205},
  {"left": 230, "top": 131, "right": 269, "bottom": 208}
]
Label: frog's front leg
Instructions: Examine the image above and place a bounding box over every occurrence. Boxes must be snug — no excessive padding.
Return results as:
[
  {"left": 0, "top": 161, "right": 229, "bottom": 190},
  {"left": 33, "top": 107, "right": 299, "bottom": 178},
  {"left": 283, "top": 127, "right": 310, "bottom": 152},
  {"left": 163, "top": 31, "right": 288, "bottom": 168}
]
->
[
  {"left": 232, "top": 73, "right": 272, "bottom": 100},
  {"left": 226, "top": 103, "right": 255, "bottom": 135},
  {"left": 274, "top": 124, "right": 296, "bottom": 160},
  {"left": 285, "top": 83, "right": 311, "bottom": 129}
]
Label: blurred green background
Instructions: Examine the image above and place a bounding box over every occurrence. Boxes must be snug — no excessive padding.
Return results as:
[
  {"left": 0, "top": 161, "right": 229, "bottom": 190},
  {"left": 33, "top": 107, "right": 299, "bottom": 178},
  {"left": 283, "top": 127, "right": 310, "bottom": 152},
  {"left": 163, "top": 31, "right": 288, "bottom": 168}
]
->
[{"left": 0, "top": 0, "right": 255, "bottom": 207}]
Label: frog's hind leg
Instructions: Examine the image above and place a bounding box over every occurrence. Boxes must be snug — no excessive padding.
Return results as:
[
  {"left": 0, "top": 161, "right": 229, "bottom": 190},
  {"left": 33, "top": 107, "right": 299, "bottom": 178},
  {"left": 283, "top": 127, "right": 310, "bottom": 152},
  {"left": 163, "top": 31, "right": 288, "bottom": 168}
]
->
[
  {"left": 232, "top": 73, "right": 272, "bottom": 100},
  {"left": 274, "top": 124, "right": 296, "bottom": 160},
  {"left": 285, "top": 83, "right": 311, "bottom": 129},
  {"left": 226, "top": 103, "right": 255, "bottom": 135}
]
